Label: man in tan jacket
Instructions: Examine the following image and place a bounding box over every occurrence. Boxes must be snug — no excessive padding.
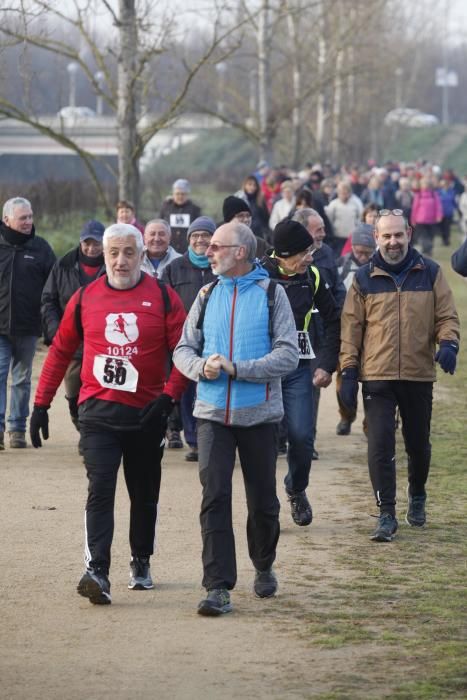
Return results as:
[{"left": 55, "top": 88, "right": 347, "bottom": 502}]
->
[{"left": 339, "top": 209, "right": 460, "bottom": 542}]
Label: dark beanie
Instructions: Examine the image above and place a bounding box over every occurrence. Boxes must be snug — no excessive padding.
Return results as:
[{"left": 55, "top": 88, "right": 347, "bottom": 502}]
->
[
  {"left": 351, "top": 223, "right": 376, "bottom": 249},
  {"left": 273, "top": 219, "right": 312, "bottom": 258},
  {"left": 187, "top": 216, "right": 216, "bottom": 241},
  {"left": 222, "top": 196, "right": 251, "bottom": 223}
]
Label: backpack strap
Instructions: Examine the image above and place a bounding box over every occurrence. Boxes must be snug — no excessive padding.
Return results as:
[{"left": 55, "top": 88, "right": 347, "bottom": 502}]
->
[
  {"left": 196, "top": 278, "right": 220, "bottom": 332},
  {"left": 156, "top": 277, "right": 171, "bottom": 314},
  {"left": 266, "top": 278, "right": 277, "bottom": 339}
]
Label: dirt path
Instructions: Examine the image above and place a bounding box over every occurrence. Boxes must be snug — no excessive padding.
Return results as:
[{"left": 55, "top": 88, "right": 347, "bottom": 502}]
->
[{"left": 0, "top": 345, "right": 373, "bottom": 700}]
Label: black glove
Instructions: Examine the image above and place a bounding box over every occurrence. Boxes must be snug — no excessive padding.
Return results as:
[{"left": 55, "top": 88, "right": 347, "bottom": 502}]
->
[
  {"left": 435, "top": 340, "right": 458, "bottom": 375},
  {"left": 30, "top": 405, "right": 50, "bottom": 448},
  {"left": 338, "top": 367, "right": 359, "bottom": 412},
  {"left": 139, "top": 393, "right": 174, "bottom": 432}
]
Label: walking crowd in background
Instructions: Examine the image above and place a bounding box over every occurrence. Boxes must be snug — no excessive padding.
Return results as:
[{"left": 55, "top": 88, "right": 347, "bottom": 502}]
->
[{"left": 1, "top": 152, "right": 464, "bottom": 615}]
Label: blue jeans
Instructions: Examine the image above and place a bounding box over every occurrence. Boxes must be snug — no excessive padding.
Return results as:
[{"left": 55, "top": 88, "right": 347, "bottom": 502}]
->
[
  {"left": 282, "top": 363, "right": 315, "bottom": 494},
  {"left": 180, "top": 380, "right": 197, "bottom": 448},
  {"left": 0, "top": 335, "right": 38, "bottom": 433}
]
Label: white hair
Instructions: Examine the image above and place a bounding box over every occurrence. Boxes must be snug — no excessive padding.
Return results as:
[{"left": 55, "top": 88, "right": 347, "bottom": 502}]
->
[
  {"left": 103, "top": 223, "right": 144, "bottom": 252},
  {"left": 144, "top": 219, "right": 171, "bottom": 237},
  {"left": 3, "top": 197, "right": 32, "bottom": 218}
]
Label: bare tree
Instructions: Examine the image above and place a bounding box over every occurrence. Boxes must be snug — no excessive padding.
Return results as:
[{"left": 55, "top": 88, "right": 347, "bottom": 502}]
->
[{"left": 0, "top": 0, "right": 246, "bottom": 210}]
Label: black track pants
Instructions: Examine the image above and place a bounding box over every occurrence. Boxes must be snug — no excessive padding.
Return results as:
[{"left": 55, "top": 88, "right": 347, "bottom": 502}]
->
[
  {"left": 197, "top": 420, "right": 280, "bottom": 591},
  {"left": 81, "top": 426, "right": 164, "bottom": 574},
  {"left": 363, "top": 380, "right": 432, "bottom": 515}
]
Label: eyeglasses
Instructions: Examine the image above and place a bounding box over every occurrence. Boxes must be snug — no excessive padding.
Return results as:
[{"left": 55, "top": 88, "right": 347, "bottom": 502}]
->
[
  {"left": 206, "top": 243, "right": 241, "bottom": 253},
  {"left": 190, "top": 233, "right": 211, "bottom": 240},
  {"left": 378, "top": 209, "right": 403, "bottom": 217}
]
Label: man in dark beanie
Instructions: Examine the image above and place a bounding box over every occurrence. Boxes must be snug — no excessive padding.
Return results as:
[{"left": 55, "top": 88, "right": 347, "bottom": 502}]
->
[
  {"left": 41, "top": 219, "right": 106, "bottom": 436},
  {"left": 222, "top": 196, "right": 268, "bottom": 257},
  {"left": 261, "top": 220, "right": 341, "bottom": 527}
]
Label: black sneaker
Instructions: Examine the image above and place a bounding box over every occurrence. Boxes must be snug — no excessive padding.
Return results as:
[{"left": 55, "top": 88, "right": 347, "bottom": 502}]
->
[
  {"left": 197, "top": 588, "right": 232, "bottom": 616},
  {"left": 406, "top": 488, "right": 426, "bottom": 527},
  {"left": 288, "top": 491, "right": 313, "bottom": 526},
  {"left": 185, "top": 447, "right": 198, "bottom": 462},
  {"left": 312, "top": 448, "right": 319, "bottom": 460},
  {"left": 166, "top": 429, "right": 183, "bottom": 449},
  {"left": 370, "top": 513, "right": 398, "bottom": 542},
  {"left": 254, "top": 568, "right": 278, "bottom": 598},
  {"left": 336, "top": 420, "right": 351, "bottom": 436},
  {"left": 128, "top": 556, "right": 154, "bottom": 590},
  {"left": 77, "top": 569, "right": 111, "bottom": 604}
]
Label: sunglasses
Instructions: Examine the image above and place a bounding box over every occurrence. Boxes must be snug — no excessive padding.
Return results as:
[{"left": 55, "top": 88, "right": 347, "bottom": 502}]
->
[{"left": 206, "top": 243, "right": 241, "bottom": 253}]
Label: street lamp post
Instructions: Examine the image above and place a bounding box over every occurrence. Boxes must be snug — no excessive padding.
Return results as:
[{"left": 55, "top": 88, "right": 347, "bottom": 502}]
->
[
  {"left": 216, "top": 62, "right": 227, "bottom": 116},
  {"left": 94, "top": 71, "right": 105, "bottom": 115},
  {"left": 67, "top": 62, "right": 79, "bottom": 108}
]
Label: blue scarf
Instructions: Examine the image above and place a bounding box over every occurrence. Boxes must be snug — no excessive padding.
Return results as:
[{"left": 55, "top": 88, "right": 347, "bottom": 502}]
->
[{"left": 188, "top": 247, "right": 210, "bottom": 269}]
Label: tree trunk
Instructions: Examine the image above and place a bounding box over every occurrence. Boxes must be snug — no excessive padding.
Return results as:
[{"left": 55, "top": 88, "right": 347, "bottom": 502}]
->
[
  {"left": 257, "top": 0, "right": 273, "bottom": 164},
  {"left": 117, "top": 0, "right": 140, "bottom": 209},
  {"left": 286, "top": 1, "right": 302, "bottom": 170},
  {"left": 315, "top": 35, "right": 326, "bottom": 159}
]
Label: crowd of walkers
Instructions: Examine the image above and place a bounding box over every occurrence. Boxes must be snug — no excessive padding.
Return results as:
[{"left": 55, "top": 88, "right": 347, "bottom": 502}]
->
[{"left": 0, "top": 153, "right": 464, "bottom": 615}]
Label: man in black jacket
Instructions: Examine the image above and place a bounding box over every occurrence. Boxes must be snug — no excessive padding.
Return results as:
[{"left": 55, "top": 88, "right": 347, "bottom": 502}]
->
[
  {"left": 261, "top": 220, "right": 341, "bottom": 527},
  {"left": 0, "top": 197, "right": 56, "bottom": 449},
  {"left": 41, "top": 220, "right": 105, "bottom": 431},
  {"left": 292, "top": 208, "right": 346, "bottom": 452}
]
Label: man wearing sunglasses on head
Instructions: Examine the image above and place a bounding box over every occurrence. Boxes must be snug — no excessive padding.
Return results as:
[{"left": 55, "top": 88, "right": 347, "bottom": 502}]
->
[
  {"left": 173, "top": 221, "right": 298, "bottom": 616},
  {"left": 339, "top": 209, "right": 460, "bottom": 542}
]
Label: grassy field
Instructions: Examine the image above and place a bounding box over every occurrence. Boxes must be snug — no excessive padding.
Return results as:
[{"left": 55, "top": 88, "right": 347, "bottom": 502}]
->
[{"left": 309, "top": 230, "right": 467, "bottom": 699}]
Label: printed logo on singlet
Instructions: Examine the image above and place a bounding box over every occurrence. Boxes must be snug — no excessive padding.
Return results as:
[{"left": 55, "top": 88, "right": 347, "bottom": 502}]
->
[{"left": 104, "top": 313, "right": 139, "bottom": 346}]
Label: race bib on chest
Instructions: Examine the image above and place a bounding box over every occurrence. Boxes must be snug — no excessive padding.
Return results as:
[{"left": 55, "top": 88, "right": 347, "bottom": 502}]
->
[
  {"left": 93, "top": 355, "right": 139, "bottom": 392},
  {"left": 169, "top": 213, "right": 190, "bottom": 229},
  {"left": 297, "top": 330, "right": 315, "bottom": 360}
]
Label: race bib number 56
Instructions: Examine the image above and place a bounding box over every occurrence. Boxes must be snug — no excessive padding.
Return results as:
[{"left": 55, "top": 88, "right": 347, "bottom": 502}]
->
[{"left": 93, "top": 354, "right": 139, "bottom": 392}]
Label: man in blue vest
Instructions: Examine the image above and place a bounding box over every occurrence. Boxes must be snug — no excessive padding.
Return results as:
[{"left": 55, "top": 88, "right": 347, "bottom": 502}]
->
[{"left": 174, "top": 221, "right": 298, "bottom": 616}]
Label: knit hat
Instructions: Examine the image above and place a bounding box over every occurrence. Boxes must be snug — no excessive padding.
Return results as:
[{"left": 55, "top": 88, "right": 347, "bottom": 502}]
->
[
  {"left": 187, "top": 216, "right": 216, "bottom": 241},
  {"left": 351, "top": 223, "right": 376, "bottom": 249},
  {"left": 172, "top": 178, "right": 191, "bottom": 193},
  {"left": 222, "top": 196, "right": 251, "bottom": 223},
  {"left": 273, "top": 219, "right": 312, "bottom": 258},
  {"left": 80, "top": 219, "right": 105, "bottom": 242}
]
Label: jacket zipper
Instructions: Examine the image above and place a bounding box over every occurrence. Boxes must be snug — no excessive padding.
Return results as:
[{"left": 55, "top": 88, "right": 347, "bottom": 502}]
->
[{"left": 224, "top": 284, "right": 238, "bottom": 425}]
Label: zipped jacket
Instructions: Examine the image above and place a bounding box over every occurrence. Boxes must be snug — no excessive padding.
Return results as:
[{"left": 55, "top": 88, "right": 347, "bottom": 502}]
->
[
  {"left": 340, "top": 250, "right": 460, "bottom": 381},
  {"left": 161, "top": 252, "right": 216, "bottom": 312},
  {"left": 261, "top": 254, "right": 341, "bottom": 374},
  {"left": 173, "top": 264, "right": 298, "bottom": 426},
  {"left": 0, "top": 223, "right": 56, "bottom": 336}
]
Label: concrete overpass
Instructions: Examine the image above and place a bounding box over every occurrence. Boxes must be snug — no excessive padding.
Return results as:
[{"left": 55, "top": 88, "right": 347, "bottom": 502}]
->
[{"left": 0, "top": 112, "right": 226, "bottom": 161}]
